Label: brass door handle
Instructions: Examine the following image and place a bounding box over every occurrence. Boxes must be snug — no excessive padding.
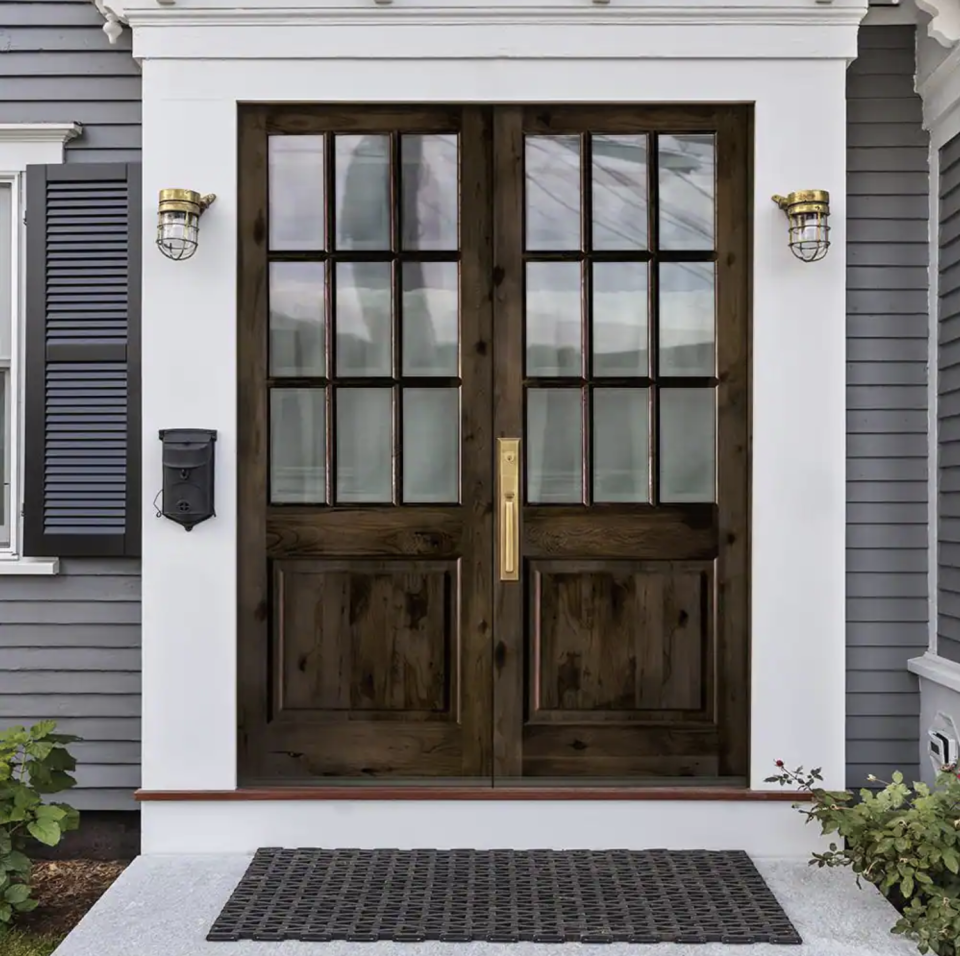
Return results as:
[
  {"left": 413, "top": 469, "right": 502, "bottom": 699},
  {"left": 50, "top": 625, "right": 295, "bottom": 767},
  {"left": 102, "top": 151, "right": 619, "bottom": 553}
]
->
[{"left": 498, "top": 438, "right": 520, "bottom": 582}]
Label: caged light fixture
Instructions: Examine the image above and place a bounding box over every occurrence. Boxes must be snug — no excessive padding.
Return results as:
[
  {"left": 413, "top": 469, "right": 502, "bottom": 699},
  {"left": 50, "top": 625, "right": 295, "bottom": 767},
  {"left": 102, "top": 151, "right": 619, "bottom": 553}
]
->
[
  {"left": 156, "top": 189, "right": 217, "bottom": 261},
  {"left": 771, "top": 190, "right": 830, "bottom": 262}
]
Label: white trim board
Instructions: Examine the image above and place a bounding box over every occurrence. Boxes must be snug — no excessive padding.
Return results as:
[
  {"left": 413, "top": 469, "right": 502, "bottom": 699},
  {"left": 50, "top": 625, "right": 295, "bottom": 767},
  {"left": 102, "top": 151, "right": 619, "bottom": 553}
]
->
[
  {"left": 909, "top": 652, "right": 960, "bottom": 693},
  {"left": 141, "top": 801, "right": 833, "bottom": 857}
]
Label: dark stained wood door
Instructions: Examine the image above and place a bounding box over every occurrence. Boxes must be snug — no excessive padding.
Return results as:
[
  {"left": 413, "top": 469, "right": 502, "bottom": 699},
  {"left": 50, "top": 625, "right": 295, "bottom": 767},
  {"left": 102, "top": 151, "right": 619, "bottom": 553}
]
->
[
  {"left": 491, "top": 106, "right": 750, "bottom": 784},
  {"left": 237, "top": 106, "right": 495, "bottom": 782},
  {"left": 238, "top": 103, "right": 750, "bottom": 787}
]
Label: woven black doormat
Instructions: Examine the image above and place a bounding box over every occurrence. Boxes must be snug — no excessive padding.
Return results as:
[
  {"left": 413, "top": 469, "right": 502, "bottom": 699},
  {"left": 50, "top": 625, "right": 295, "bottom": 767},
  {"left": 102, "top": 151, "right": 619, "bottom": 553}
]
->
[{"left": 207, "top": 847, "right": 802, "bottom": 944}]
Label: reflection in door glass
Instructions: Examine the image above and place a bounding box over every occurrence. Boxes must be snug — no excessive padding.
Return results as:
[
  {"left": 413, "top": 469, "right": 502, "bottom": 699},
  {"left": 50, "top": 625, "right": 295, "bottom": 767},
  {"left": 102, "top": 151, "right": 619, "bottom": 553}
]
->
[
  {"left": 269, "top": 262, "right": 326, "bottom": 378},
  {"left": 402, "top": 388, "right": 460, "bottom": 503},
  {"left": 525, "top": 136, "right": 581, "bottom": 251},
  {"left": 336, "top": 261, "right": 392, "bottom": 377},
  {"left": 659, "top": 262, "right": 715, "bottom": 377},
  {"left": 401, "top": 135, "right": 459, "bottom": 251},
  {"left": 592, "top": 134, "right": 648, "bottom": 250},
  {"left": 270, "top": 388, "right": 326, "bottom": 503},
  {"left": 526, "top": 262, "right": 581, "bottom": 377},
  {"left": 658, "top": 133, "right": 715, "bottom": 250},
  {"left": 660, "top": 388, "right": 716, "bottom": 502},
  {"left": 336, "top": 388, "right": 393, "bottom": 503},
  {"left": 527, "top": 388, "right": 583, "bottom": 503},
  {"left": 402, "top": 262, "right": 458, "bottom": 377},
  {"left": 335, "top": 135, "right": 391, "bottom": 251},
  {"left": 268, "top": 135, "right": 324, "bottom": 251},
  {"left": 592, "top": 262, "right": 648, "bottom": 377},
  {"left": 594, "top": 388, "right": 650, "bottom": 502}
]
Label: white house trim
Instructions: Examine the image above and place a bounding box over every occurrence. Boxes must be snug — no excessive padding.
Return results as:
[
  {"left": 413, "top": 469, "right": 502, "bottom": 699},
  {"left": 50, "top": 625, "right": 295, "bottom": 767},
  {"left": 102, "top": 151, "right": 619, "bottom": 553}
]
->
[
  {"left": 908, "top": 652, "right": 960, "bottom": 694},
  {"left": 916, "top": 0, "right": 960, "bottom": 46}
]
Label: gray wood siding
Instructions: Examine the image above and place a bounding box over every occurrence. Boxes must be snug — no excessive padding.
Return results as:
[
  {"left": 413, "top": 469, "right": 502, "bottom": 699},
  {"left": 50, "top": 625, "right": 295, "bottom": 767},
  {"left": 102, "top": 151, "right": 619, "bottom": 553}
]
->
[
  {"left": 0, "top": 559, "right": 141, "bottom": 809},
  {"left": 846, "top": 25, "right": 929, "bottom": 788},
  {"left": 0, "top": 1, "right": 141, "bottom": 163},
  {"left": 939, "top": 131, "right": 960, "bottom": 665}
]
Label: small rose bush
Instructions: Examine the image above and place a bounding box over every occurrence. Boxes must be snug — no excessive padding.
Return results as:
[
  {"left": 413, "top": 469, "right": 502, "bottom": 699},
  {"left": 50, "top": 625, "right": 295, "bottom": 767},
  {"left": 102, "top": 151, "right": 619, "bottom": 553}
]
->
[
  {"left": 0, "top": 722, "right": 81, "bottom": 934},
  {"left": 768, "top": 760, "right": 960, "bottom": 955}
]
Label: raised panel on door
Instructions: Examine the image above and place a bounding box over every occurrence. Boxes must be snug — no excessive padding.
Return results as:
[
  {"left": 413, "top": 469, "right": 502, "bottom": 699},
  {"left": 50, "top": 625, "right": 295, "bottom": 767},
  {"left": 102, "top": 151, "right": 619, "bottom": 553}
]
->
[
  {"left": 238, "top": 106, "right": 495, "bottom": 783},
  {"left": 492, "top": 106, "right": 750, "bottom": 784}
]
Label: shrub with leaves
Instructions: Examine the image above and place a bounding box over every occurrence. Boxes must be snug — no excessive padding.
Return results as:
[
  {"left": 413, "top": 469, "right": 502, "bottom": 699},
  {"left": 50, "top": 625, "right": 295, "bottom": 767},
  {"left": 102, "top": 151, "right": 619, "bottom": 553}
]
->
[
  {"left": 768, "top": 760, "right": 960, "bottom": 955},
  {"left": 0, "top": 722, "right": 81, "bottom": 934}
]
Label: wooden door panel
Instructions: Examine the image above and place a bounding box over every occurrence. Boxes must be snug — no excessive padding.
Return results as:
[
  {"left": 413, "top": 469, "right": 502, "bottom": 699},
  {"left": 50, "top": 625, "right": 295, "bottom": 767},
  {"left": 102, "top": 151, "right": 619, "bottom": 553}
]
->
[
  {"left": 530, "top": 561, "right": 711, "bottom": 719},
  {"left": 492, "top": 105, "right": 750, "bottom": 784},
  {"left": 238, "top": 105, "right": 494, "bottom": 784},
  {"left": 273, "top": 559, "right": 456, "bottom": 716}
]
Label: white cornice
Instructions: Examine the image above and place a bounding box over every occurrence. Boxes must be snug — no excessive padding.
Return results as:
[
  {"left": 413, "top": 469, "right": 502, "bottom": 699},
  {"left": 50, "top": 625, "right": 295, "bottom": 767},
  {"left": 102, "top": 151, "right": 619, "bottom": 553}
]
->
[
  {"left": 0, "top": 124, "right": 82, "bottom": 145},
  {"left": 95, "top": 0, "right": 869, "bottom": 33},
  {"left": 91, "top": 0, "right": 869, "bottom": 59},
  {"left": 915, "top": 0, "right": 960, "bottom": 47}
]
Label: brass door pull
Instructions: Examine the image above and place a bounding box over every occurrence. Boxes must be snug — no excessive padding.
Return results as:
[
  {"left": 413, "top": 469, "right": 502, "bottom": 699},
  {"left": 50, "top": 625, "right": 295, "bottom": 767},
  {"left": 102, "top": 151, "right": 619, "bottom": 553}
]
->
[{"left": 498, "top": 438, "right": 520, "bottom": 582}]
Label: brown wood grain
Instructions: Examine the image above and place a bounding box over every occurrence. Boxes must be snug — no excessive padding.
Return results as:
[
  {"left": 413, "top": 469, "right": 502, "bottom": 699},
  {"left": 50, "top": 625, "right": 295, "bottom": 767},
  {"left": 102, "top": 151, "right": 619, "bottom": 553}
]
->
[
  {"left": 237, "top": 105, "right": 270, "bottom": 781},
  {"left": 238, "top": 104, "right": 752, "bottom": 790},
  {"left": 491, "top": 106, "right": 526, "bottom": 780},
  {"left": 714, "top": 105, "right": 752, "bottom": 777}
]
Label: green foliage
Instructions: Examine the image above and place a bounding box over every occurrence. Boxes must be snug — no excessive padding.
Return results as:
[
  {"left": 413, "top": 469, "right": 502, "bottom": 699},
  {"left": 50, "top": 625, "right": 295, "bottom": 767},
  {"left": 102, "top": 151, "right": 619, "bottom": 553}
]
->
[
  {"left": 0, "top": 723, "right": 80, "bottom": 935},
  {"left": 768, "top": 761, "right": 960, "bottom": 955}
]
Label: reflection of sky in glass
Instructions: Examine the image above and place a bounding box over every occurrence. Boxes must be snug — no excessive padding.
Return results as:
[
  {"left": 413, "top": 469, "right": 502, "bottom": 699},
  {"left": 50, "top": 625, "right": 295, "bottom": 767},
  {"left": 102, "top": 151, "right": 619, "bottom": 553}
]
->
[
  {"left": 269, "top": 262, "right": 326, "bottom": 378},
  {"left": 335, "top": 135, "right": 391, "bottom": 251},
  {"left": 593, "top": 135, "right": 648, "bottom": 250},
  {"left": 526, "top": 136, "right": 581, "bottom": 250},
  {"left": 659, "top": 134, "right": 715, "bottom": 250},
  {"left": 402, "top": 135, "right": 459, "bottom": 251},
  {"left": 268, "top": 136, "right": 324, "bottom": 251}
]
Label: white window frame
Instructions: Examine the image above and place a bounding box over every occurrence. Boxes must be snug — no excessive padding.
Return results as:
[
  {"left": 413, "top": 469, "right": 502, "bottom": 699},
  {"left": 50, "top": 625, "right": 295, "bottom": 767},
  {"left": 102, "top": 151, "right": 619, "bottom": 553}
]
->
[{"left": 0, "top": 124, "right": 82, "bottom": 576}]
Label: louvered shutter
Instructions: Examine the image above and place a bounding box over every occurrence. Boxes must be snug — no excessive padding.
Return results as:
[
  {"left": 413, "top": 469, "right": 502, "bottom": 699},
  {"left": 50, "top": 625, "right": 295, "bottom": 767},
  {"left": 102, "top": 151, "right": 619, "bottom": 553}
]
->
[{"left": 23, "top": 163, "right": 141, "bottom": 557}]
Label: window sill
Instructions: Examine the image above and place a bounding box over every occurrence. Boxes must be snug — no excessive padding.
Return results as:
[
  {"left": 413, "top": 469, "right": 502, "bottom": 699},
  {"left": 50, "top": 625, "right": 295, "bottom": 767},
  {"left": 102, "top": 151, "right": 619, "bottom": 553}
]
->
[
  {"left": 0, "top": 556, "right": 60, "bottom": 576},
  {"left": 908, "top": 652, "right": 960, "bottom": 694}
]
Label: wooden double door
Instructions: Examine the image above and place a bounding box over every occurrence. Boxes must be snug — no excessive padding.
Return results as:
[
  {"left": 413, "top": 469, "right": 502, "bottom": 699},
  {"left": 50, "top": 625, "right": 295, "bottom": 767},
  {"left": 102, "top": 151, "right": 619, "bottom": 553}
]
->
[{"left": 237, "top": 105, "right": 750, "bottom": 787}]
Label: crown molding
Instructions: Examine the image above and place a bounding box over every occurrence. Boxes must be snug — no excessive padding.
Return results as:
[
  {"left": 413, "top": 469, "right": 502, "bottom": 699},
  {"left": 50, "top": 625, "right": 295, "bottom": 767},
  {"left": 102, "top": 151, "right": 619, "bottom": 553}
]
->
[
  {"left": 915, "top": 0, "right": 960, "bottom": 47},
  {"left": 94, "top": 0, "right": 869, "bottom": 34},
  {"left": 0, "top": 124, "right": 82, "bottom": 145},
  {"left": 917, "top": 37, "right": 960, "bottom": 129}
]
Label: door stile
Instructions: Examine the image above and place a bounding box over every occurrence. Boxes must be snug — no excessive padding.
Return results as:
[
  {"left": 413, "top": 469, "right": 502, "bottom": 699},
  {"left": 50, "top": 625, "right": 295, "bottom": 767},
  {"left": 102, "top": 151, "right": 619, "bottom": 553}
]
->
[
  {"left": 491, "top": 106, "right": 525, "bottom": 781},
  {"left": 714, "top": 106, "right": 751, "bottom": 777},
  {"left": 459, "top": 106, "right": 496, "bottom": 779},
  {"left": 237, "top": 105, "right": 270, "bottom": 780}
]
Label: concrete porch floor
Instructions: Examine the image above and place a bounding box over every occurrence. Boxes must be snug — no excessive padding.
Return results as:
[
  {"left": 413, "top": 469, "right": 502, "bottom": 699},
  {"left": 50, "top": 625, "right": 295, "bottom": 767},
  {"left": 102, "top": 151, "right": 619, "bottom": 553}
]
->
[{"left": 51, "top": 854, "right": 918, "bottom": 956}]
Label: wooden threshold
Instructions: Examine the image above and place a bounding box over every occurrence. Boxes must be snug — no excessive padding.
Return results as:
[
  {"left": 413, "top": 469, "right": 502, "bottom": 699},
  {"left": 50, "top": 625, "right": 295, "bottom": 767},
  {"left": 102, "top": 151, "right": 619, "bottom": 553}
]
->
[{"left": 135, "top": 786, "right": 812, "bottom": 802}]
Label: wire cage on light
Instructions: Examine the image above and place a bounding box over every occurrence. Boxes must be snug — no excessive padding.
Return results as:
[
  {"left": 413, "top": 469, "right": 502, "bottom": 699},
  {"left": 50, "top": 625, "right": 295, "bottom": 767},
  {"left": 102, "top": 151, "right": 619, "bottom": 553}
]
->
[
  {"left": 156, "top": 189, "right": 216, "bottom": 261},
  {"left": 771, "top": 190, "right": 830, "bottom": 263}
]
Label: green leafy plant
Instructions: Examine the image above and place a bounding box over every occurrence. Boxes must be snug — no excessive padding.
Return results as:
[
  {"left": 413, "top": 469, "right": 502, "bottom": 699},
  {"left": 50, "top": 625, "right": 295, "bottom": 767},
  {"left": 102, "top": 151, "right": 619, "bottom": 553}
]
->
[
  {"left": 0, "top": 722, "right": 81, "bottom": 934},
  {"left": 768, "top": 760, "right": 960, "bottom": 955}
]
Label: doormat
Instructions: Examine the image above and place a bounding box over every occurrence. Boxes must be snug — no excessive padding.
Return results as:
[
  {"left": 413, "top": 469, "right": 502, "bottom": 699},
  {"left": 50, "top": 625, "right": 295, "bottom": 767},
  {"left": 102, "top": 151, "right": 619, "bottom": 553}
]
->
[{"left": 206, "top": 847, "right": 802, "bottom": 944}]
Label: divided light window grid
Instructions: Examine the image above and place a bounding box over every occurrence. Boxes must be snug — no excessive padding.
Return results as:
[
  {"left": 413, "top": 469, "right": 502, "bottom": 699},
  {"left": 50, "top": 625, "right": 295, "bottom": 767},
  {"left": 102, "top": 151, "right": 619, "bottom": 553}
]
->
[
  {"left": 522, "top": 132, "right": 718, "bottom": 506},
  {"left": 266, "top": 133, "right": 461, "bottom": 507}
]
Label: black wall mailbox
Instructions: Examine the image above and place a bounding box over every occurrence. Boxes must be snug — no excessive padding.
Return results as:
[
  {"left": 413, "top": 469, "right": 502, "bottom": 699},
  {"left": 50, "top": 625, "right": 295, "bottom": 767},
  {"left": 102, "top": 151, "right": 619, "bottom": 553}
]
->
[{"left": 159, "top": 429, "right": 217, "bottom": 531}]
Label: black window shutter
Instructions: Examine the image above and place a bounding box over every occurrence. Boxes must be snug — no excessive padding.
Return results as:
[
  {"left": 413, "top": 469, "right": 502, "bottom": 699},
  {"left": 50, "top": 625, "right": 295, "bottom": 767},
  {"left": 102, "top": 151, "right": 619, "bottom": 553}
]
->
[{"left": 23, "top": 163, "right": 141, "bottom": 558}]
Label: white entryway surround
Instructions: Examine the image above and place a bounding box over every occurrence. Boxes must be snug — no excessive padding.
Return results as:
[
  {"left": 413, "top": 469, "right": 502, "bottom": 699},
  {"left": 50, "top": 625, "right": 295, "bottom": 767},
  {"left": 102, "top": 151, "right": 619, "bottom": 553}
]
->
[{"left": 119, "top": 0, "right": 864, "bottom": 854}]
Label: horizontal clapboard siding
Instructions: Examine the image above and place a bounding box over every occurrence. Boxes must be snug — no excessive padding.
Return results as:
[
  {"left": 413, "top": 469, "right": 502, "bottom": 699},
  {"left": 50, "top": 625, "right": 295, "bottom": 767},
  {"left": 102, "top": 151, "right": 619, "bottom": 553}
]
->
[
  {"left": 846, "top": 25, "right": 929, "bottom": 788},
  {"left": 0, "top": 560, "right": 141, "bottom": 810},
  {"left": 0, "top": 1, "right": 141, "bottom": 162},
  {"left": 939, "top": 131, "right": 960, "bottom": 665}
]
